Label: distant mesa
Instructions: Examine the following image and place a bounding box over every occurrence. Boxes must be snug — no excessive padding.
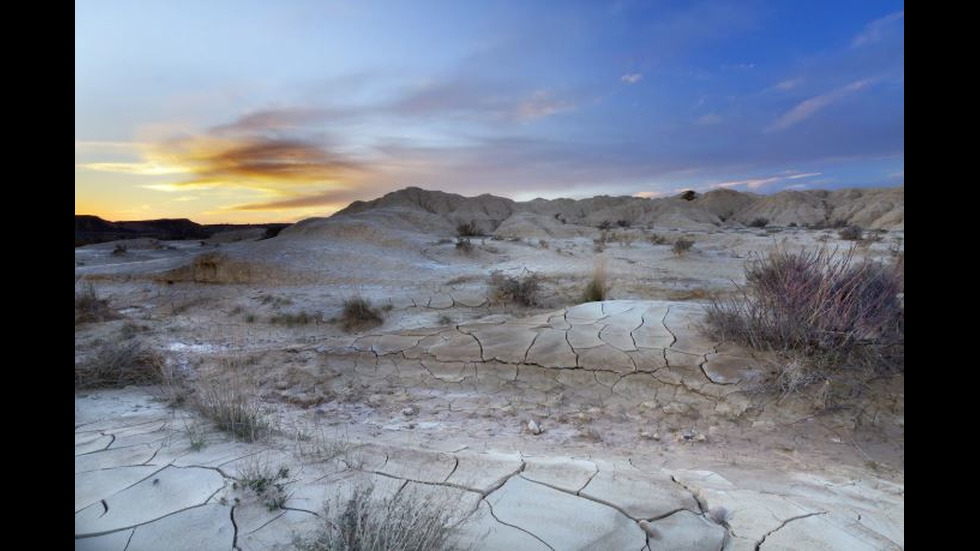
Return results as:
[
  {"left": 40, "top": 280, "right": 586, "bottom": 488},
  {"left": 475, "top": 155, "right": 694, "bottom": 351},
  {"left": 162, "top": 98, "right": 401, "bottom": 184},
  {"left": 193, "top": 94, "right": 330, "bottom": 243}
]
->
[{"left": 74, "top": 215, "right": 288, "bottom": 247}]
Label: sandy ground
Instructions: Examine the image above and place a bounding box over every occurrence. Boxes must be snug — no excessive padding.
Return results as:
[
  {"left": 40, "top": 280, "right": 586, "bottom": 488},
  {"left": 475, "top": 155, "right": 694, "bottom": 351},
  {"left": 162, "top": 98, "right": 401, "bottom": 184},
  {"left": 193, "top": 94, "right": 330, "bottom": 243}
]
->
[{"left": 75, "top": 224, "right": 904, "bottom": 550}]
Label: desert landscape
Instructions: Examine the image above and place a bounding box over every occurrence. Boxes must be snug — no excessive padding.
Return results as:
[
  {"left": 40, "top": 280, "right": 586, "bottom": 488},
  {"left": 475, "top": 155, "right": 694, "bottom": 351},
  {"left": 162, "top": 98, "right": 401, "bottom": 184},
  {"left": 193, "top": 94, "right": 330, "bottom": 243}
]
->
[
  {"left": 77, "top": 2, "right": 903, "bottom": 548},
  {"left": 75, "top": 186, "right": 903, "bottom": 550}
]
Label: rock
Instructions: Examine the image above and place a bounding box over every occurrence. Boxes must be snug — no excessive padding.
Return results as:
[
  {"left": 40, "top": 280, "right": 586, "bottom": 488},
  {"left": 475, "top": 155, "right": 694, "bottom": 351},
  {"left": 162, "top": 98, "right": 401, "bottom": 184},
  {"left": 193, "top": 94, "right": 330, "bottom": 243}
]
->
[
  {"left": 401, "top": 405, "right": 419, "bottom": 416},
  {"left": 526, "top": 420, "right": 543, "bottom": 435}
]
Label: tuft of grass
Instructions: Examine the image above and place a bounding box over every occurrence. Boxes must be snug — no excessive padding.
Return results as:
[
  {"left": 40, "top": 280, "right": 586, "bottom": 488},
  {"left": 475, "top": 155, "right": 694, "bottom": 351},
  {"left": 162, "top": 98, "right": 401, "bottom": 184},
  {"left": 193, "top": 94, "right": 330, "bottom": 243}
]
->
[
  {"left": 438, "top": 314, "right": 454, "bottom": 326},
  {"left": 582, "top": 258, "right": 609, "bottom": 302},
  {"left": 838, "top": 226, "right": 863, "bottom": 241},
  {"left": 341, "top": 296, "right": 384, "bottom": 333},
  {"left": 597, "top": 220, "right": 612, "bottom": 230},
  {"left": 295, "top": 485, "right": 457, "bottom": 551},
  {"left": 75, "top": 282, "right": 117, "bottom": 325},
  {"left": 489, "top": 270, "right": 541, "bottom": 307},
  {"left": 235, "top": 462, "right": 293, "bottom": 511},
  {"left": 193, "top": 374, "right": 267, "bottom": 442},
  {"left": 75, "top": 341, "right": 162, "bottom": 389},
  {"left": 748, "top": 217, "right": 769, "bottom": 228},
  {"left": 456, "top": 221, "right": 481, "bottom": 237},
  {"left": 705, "top": 248, "right": 904, "bottom": 379},
  {"left": 112, "top": 243, "right": 128, "bottom": 256},
  {"left": 648, "top": 233, "right": 668, "bottom": 245},
  {"left": 672, "top": 237, "right": 695, "bottom": 256}
]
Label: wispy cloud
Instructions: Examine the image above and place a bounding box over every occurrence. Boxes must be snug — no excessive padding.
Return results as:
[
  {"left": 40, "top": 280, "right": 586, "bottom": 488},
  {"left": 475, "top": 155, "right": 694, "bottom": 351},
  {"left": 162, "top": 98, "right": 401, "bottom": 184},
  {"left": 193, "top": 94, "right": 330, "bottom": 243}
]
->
[
  {"left": 516, "top": 90, "right": 575, "bottom": 121},
  {"left": 773, "top": 78, "right": 802, "bottom": 91},
  {"left": 633, "top": 190, "right": 667, "bottom": 198},
  {"left": 766, "top": 79, "right": 874, "bottom": 132},
  {"left": 229, "top": 188, "right": 369, "bottom": 212},
  {"left": 695, "top": 113, "right": 723, "bottom": 126},
  {"left": 620, "top": 73, "right": 643, "bottom": 84},
  {"left": 708, "top": 171, "right": 821, "bottom": 190},
  {"left": 853, "top": 11, "right": 904, "bottom": 48}
]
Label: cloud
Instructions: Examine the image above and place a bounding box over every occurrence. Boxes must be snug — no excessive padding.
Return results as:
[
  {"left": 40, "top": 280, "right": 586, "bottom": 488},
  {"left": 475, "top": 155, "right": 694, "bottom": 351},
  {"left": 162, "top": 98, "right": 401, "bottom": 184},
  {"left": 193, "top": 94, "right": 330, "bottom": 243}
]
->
[
  {"left": 516, "top": 90, "right": 575, "bottom": 121},
  {"left": 773, "top": 78, "right": 802, "bottom": 91},
  {"left": 766, "top": 79, "right": 874, "bottom": 132},
  {"left": 634, "top": 190, "right": 667, "bottom": 198},
  {"left": 695, "top": 113, "right": 723, "bottom": 126},
  {"left": 229, "top": 188, "right": 367, "bottom": 211},
  {"left": 620, "top": 73, "right": 643, "bottom": 84},
  {"left": 708, "top": 171, "right": 821, "bottom": 190},
  {"left": 853, "top": 11, "right": 904, "bottom": 48}
]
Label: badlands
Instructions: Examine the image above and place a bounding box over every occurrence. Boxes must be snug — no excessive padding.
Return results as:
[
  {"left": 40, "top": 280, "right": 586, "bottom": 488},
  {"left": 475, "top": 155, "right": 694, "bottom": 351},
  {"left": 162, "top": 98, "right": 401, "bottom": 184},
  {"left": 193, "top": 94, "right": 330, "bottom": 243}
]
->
[{"left": 75, "top": 186, "right": 904, "bottom": 550}]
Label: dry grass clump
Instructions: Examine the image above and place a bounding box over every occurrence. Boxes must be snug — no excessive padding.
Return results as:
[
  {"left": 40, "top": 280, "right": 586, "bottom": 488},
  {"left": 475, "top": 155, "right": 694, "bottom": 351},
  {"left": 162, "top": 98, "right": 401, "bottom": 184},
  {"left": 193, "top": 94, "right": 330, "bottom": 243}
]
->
[
  {"left": 235, "top": 461, "right": 293, "bottom": 511},
  {"left": 75, "top": 282, "right": 117, "bottom": 324},
  {"left": 455, "top": 221, "right": 481, "bottom": 237},
  {"left": 672, "top": 237, "right": 695, "bottom": 256},
  {"left": 705, "top": 248, "right": 904, "bottom": 376},
  {"left": 341, "top": 296, "right": 384, "bottom": 333},
  {"left": 838, "top": 226, "right": 863, "bottom": 241},
  {"left": 194, "top": 373, "right": 268, "bottom": 442},
  {"left": 648, "top": 233, "right": 668, "bottom": 245},
  {"left": 295, "top": 485, "right": 457, "bottom": 551},
  {"left": 75, "top": 341, "right": 162, "bottom": 389},
  {"left": 748, "top": 217, "right": 769, "bottom": 228},
  {"left": 269, "top": 311, "right": 316, "bottom": 326},
  {"left": 489, "top": 270, "right": 541, "bottom": 307},
  {"left": 582, "top": 258, "right": 609, "bottom": 302}
]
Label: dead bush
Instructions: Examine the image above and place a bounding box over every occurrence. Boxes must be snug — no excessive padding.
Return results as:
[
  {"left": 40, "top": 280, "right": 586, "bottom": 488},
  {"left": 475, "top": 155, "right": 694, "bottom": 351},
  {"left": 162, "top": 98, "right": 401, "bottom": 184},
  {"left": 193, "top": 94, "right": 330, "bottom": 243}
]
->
[
  {"left": 454, "top": 237, "right": 474, "bottom": 255},
  {"left": 748, "top": 218, "right": 769, "bottom": 228},
  {"left": 341, "top": 296, "right": 384, "bottom": 333},
  {"left": 672, "top": 237, "right": 695, "bottom": 256},
  {"left": 75, "top": 282, "right": 116, "bottom": 324},
  {"left": 456, "top": 221, "right": 481, "bottom": 237},
  {"left": 489, "top": 270, "right": 541, "bottom": 307},
  {"left": 75, "top": 341, "right": 162, "bottom": 389},
  {"left": 194, "top": 373, "right": 267, "bottom": 442},
  {"left": 295, "top": 485, "right": 457, "bottom": 551},
  {"left": 705, "top": 248, "right": 904, "bottom": 373}
]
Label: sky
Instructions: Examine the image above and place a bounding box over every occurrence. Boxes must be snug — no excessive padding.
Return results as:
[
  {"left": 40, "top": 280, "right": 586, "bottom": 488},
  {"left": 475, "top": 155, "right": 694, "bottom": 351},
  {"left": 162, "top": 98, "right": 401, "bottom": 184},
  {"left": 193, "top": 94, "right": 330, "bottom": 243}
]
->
[{"left": 75, "top": 0, "right": 904, "bottom": 223}]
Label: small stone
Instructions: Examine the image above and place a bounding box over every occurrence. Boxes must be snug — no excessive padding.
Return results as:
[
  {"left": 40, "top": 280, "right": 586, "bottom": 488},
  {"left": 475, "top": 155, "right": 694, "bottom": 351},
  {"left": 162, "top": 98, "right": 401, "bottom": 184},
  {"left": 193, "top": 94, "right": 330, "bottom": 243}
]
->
[
  {"left": 638, "top": 520, "right": 660, "bottom": 538},
  {"left": 652, "top": 433, "right": 661, "bottom": 441},
  {"left": 526, "top": 420, "right": 543, "bottom": 435},
  {"left": 401, "top": 406, "right": 419, "bottom": 417},
  {"left": 695, "top": 433, "right": 707, "bottom": 443}
]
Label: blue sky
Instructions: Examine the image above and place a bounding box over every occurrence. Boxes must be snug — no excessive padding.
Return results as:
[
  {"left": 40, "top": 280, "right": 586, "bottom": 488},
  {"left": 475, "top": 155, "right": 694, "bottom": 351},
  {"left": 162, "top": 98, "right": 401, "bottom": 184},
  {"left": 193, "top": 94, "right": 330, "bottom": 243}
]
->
[{"left": 75, "top": 0, "right": 904, "bottom": 222}]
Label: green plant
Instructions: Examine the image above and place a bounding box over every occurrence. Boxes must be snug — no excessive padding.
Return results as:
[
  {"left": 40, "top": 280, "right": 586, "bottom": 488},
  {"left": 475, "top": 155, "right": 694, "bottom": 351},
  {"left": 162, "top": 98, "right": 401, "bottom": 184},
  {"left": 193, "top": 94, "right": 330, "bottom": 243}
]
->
[
  {"left": 341, "top": 296, "right": 384, "bottom": 333},
  {"left": 295, "top": 485, "right": 457, "bottom": 551}
]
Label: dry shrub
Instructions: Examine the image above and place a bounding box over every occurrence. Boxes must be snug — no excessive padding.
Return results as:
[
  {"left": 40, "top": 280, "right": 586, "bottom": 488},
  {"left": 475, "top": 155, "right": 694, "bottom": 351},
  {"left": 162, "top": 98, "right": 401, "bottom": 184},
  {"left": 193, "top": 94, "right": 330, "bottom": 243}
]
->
[
  {"left": 75, "top": 282, "right": 116, "bottom": 324},
  {"left": 748, "top": 217, "right": 769, "bottom": 228},
  {"left": 341, "top": 296, "right": 383, "bottom": 333},
  {"left": 194, "top": 372, "right": 267, "bottom": 442},
  {"left": 582, "top": 258, "right": 608, "bottom": 302},
  {"left": 489, "top": 270, "right": 540, "bottom": 307},
  {"left": 838, "top": 226, "right": 863, "bottom": 241},
  {"left": 269, "top": 311, "right": 315, "bottom": 326},
  {"left": 455, "top": 221, "right": 481, "bottom": 237},
  {"left": 75, "top": 341, "right": 162, "bottom": 389},
  {"left": 648, "top": 233, "right": 668, "bottom": 245},
  {"left": 672, "top": 237, "right": 695, "bottom": 256},
  {"left": 295, "top": 485, "right": 456, "bottom": 551},
  {"left": 705, "top": 248, "right": 904, "bottom": 373}
]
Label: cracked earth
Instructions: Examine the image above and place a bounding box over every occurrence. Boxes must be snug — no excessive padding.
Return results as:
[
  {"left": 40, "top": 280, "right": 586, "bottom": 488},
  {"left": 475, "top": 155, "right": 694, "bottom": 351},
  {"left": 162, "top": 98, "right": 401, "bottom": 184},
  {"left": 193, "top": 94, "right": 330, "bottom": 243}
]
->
[{"left": 76, "top": 231, "right": 903, "bottom": 550}]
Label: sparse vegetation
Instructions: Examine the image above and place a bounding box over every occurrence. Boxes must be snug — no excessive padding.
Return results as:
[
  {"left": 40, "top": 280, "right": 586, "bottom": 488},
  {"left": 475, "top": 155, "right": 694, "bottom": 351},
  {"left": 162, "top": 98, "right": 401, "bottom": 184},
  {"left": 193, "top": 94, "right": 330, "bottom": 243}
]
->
[
  {"left": 648, "top": 233, "right": 668, "bottom": 245},
  {"left": 582, "top": 258, "right": 608, "bottom": 302},
  {"left": 438, "top": 314, "right": 454, "bottom": 325},
  {"left": 456, "top": 221, "right": 481, "bottom": 237},
  {"left": 489, "top": 270, "right": 541, "bottom": 307},
  {"left": 672, "top": 237, "right": 695, "bottom": 256},
  {"left": 705, "top": 248, "right": 904, "bottom": 381},
  {"left": 597, "top": 220, "right": 613, "bottom": 230},
  {"left": 454, "top": 237, "right": 473, "bottom": 255},
  {"left": 538, "top": 239, "right": 549, "bottom": 249},
  {"left": 616, "top": 219, "right": 631, "bottom": 228},
  {"left": 269, "top": 311, "right": 315, "bottom": 326},
  {"left": 340, "top": 296, "right": 384, "bottom": 332},
  {"left": 75, "top": 341, "right": 162, "bottom": 389},
  {"left": 194, "top": 373, "right": 268, "bottom": 442},
  {"left": 75, "top": 282, "right": 116, "bottom": 324},
  {"left": 748, "top": 217, "right": 769, "bottom": 228},
  {"left": 295, "top": 485, "right": 456, "bottom": 551},
  {"left": 838, "top": 226, "right": 863, "bottom": 241},
  {"left": 235, "top": 462, "right": 293, "bottom": 511}
]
